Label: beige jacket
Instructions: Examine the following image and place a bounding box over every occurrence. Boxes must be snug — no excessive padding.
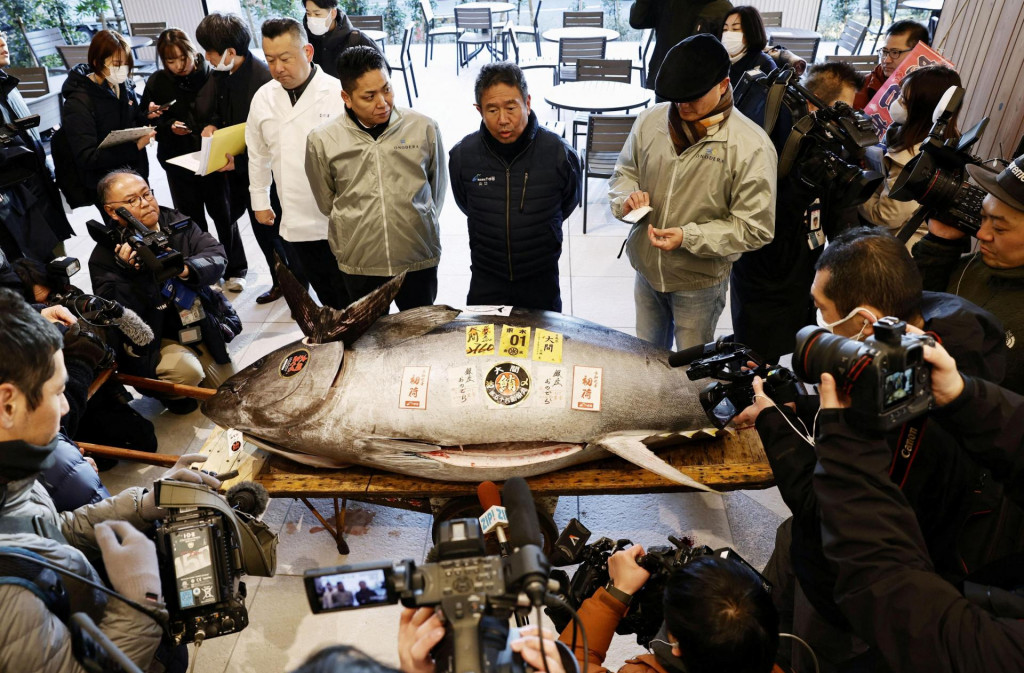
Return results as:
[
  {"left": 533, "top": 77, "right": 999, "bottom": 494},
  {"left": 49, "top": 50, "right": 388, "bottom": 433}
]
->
[{"left": 858, "top": 143, "right": 923, "bottom": 242}]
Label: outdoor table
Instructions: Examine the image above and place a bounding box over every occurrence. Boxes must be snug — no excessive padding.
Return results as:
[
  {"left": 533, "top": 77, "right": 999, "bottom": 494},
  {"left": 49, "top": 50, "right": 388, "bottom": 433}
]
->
[
  {"left": 455, "top": 1, "right": 516, "bottom": 15},
  {"left": 544, "top": 80, "right": 652, "bottom": 114},
  {"left": 542, "top": 27, "right": 621, "bottom": 42},
  {"left": 766, "top": 26, "right": 822, "bottom": 40}
]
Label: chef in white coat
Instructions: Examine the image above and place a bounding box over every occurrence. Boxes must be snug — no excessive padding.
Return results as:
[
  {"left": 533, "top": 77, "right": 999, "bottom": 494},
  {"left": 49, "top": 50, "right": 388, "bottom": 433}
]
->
[{"left": 247, "top": 16, "right": 351, "bottom": 309}]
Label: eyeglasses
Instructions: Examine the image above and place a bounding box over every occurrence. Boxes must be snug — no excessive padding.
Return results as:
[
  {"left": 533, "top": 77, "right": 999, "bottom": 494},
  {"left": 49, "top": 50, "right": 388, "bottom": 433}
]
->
[
  {"left": 877, "top": 47, "right": 912, "bottom": 60},
  {"left": 106, "top": 190, "right": 155, "bottom": 208}
]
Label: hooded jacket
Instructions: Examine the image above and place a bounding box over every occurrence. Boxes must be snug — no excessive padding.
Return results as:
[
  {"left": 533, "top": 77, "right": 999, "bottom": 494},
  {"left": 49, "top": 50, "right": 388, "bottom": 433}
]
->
[
  {"left": 0, "top": 468, "right": 163, "bottom": 672},
  {"left": 629, "top": 0, "right": 734, "bottom": 92},
  {"left": 59, "top": 64, "right": 149, "bottom": 197},
  {"left": 449, "top": 111, "right": 582, "bottom": 281},
  {"left": 610, "top": 103, "right": 776, "bottom": 292},
  {"left": 305, "top": 106, "right": 446, "bottom": 276},
  {"left": 305, "top": 14, "right": 382, "bottom": 79}
]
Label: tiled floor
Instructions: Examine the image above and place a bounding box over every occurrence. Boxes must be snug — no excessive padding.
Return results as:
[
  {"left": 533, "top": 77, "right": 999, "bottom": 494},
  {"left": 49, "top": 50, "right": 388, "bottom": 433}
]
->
[{"left": 61, "top": 40, "right": 790, "bottom": 673}]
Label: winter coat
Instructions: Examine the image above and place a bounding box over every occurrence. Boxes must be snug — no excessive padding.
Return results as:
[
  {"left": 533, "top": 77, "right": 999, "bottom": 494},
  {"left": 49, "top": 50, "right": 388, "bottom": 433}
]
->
[
  {"left": 609, "top": 103, "right": 776, "bottom": 292},
  {"left": 853, "top": 63, "right": 887, "bottom": 110},
  {"left": 305, "top": 106, "right": 447, "bottom": 276},
  {"left": 858, "top": 142, "right": 922, "bottom": 237},
  {"left": 0, "top": 469, "right": 162, "bottom": 672},
  {"left": 88, "top": 206, "right": 230, "bottom": 378},
  {"left": 40, "top": 433, "right": 111, "bottom": 512},
  {"left": 246, "top": 66, "right": 344, "bottom": 242},
  {"left": 728, "top": 49, "right": 776, "bottom": 86},
  {"left": 305, "top": 15, "right": 382, "bottom": 79},
  {"left": 449, "top": 112, "right": 582, "bottom": 281},
  {"left": 59, "top": 64, "right": 149, "bottom": 198},
  {"left": 630, "top": 0, "right": 734, "bottom": 92},
  {"left": 140, "top": 56, "right": 212, "bottom": 163}
]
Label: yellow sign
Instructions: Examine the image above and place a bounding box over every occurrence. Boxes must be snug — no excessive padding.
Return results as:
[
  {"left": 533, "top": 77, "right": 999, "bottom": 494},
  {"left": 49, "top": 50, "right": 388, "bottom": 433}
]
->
[
  {"left": 532, "top": 329, "right": 564, "bottom": 363},
  {"left": 499, "top": 325, "right": 532, "bottom": 358},
  {"left": 465, "top": 324, "right": 495, "bottom": 356}
]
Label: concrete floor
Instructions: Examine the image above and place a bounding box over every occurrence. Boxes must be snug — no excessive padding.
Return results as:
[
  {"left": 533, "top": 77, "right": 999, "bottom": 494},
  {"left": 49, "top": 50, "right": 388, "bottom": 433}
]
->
[{"left": 60, "top": 39, "right": 791, "bottom": 673}]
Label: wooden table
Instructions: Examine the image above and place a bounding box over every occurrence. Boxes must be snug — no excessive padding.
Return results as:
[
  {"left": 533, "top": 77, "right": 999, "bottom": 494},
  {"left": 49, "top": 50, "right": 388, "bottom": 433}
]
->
[
  {"left": 542, "top": 27, "right": 620, "bottom": 42},
  {"left": 255, "top": 427, "right": 773, "bottom": 553},
  {"left": 544, "top": 80, "right": 652, "bottom": 113}
]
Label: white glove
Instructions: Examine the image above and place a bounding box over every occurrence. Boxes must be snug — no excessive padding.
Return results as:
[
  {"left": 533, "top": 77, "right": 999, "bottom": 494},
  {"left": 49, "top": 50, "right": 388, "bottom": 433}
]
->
[
  {"left": 95, "top": 521, "right": 162, "bottom": 604},
  {"left": 141, "top": 453, "right": 222, "bottom": 520}
]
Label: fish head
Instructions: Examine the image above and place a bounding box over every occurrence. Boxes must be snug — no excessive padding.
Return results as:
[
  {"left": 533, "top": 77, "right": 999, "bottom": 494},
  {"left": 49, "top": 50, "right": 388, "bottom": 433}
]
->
[{"left": 202, "top": 338, "right": 346, "bottom": 432}]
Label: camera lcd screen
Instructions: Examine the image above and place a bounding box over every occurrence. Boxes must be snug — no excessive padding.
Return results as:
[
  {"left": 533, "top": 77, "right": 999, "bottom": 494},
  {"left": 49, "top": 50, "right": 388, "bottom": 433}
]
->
[
  {"left": 709, "top": 396, "right": 738, "bottom": 428},
  {"left": 308, "top": 568, "right": 393, "bottom": 612},
  {"left": 883, "top": 367, "right": 915, "bottom": 409}
]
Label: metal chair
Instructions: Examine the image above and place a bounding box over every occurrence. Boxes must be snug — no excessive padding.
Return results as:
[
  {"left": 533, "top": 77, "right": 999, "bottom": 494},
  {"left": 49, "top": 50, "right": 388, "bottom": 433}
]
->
[
  {"left": 350, "top": 15, "right": 387, "bottom": 49},
  {"left": 420, "top": 0, "right": 459, "bottom": 67},
  {"left": 572, "top": 59, "right": 632, "bottom": 149},
  {"left": 825, "top": 53, "right": 879, "bottom": 76},
  {"left": 455, "top": 6, "right": 500, "bottom": 73},
  {"left": 56, "top": 44, "right": 90, "bottom": 70},
  {"left": 835, "top": 19, "right": 868, "bottom": 55},
  {"left": 386, "top": 23, "right": 419, "bottom": 107},
  {"left": 6, "top": 66, "right": 49, "bottom": 98},
  {"left": 502, "top": 22, "right": 557, "bottom": 74},
  {"left": 508, "top": 0, "right": 543, "bottom": 57},
  {"left": 633, "top": 28, "right": 654, "bottom": 87},
  {"left": 557, "top": 36, "right": 607, "bottom": 84},
  {"left": 760, "top": 11, "right": 783, "bottom": 27},
  {"left": 582, "top": 114, "right": 636, "bottom": 234},
  {"left": 128, "top": 21, "right": 164, "bottom": 76},
  {"left": 22, "top": 27, "right": 70, "bottom": 73},
  {"left": 563, "top": 11, "right": 603, "bottom": 27},
  {"left": 867, "top": 0, "right": 888, "bottom": 52},
  {"left": 775, "top": 36, "right": 819, "bottom": 63},
  {"left": 8, "top": 66, "right": 61, "bottom": 132}
]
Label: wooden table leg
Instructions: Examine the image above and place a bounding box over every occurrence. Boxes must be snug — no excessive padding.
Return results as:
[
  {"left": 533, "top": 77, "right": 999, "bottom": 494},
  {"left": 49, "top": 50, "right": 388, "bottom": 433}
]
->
[{"left": 299, "top": 497, "right": 350, "bottom": 555}]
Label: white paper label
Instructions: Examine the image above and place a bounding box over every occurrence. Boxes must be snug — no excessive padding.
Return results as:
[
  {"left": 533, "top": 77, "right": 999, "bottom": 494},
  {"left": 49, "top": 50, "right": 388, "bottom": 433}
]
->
[
  {"left": 534, "top": 365, "right": 568, "bottom": 408},
  {"left": 571, "top": 365, "right": 603, "bottom": 412},
  {"left": 447, "top": 365, "right": 480, "bottom": 407},
  {"left": 399, "top": 366, "right": 430, "bottom": 410}
]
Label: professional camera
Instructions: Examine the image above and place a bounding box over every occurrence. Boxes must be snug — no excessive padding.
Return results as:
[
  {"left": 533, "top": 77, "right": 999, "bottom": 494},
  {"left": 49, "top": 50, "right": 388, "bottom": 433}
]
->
[
  {"left": 152, "top": 479, "right": 278, "bottom": 645},
  {"left": 0, "top": 113, "right": 39, "bottom": 145},
  {"left": 543, "top": 519, "right": 770, "bottom": 648},
  {"left": 668, "top": 339, "right": 802, "bottom": 428},
  {"left": 86, "top": 208, "right": 187, "bottom": 282},
  {"left": 793, "top": 317, "right": 935, "bottom": 431},
  {"left": 735, "top": 67, "right": 883, "bottom": 220},
  {"left": 303, "top": 478, "right": 560, "bottom": 673},
  {"left": 0, "top": 114, "right": 42, "bottom": 188},
  {"left": 890, "top": 85, "right": 991, "bottom": 237}
]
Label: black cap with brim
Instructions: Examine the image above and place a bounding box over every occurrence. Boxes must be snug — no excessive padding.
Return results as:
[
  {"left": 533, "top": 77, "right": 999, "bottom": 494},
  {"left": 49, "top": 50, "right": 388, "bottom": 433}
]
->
[
  {"left": 654, "top": 33, "right": 731, "bottom": 103},
  {"left": 967, "top": 157, "right": 1024, "bottom": 213}
]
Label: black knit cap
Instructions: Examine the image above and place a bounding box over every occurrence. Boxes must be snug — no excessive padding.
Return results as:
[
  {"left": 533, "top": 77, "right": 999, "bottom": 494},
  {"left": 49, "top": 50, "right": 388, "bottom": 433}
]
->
[{"left": 654, "top": 34, "right": 731, "bottom": 103}]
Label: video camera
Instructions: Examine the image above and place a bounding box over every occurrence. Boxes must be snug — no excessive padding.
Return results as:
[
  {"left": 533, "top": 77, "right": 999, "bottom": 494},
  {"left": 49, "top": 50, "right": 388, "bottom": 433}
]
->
[
  {"left": 152, "top": 479, "right": 278, "bottom": 645},
  {"left": 0, "top": 113, "right": 39, "bottom": 145},
  {"left": 890, "top": 85, "right": 991, "bottom": 238},
  {"left": 544, "top": 519, "right": 770, "bottom": 649},
  {"left": 668, "top": 339, "right": 802, "bottom": 428},
  {"left": 794, "top": 317, "right": 935, "bottom": 432},
  {"left": 0, "top": 114, "right": 42, "bottom": 188},
  {"left": 303, "top": 478, "right": 562, "bottom": 673},
  {"left": 86, "top": 209, "right": 187, "bottom": 282}
]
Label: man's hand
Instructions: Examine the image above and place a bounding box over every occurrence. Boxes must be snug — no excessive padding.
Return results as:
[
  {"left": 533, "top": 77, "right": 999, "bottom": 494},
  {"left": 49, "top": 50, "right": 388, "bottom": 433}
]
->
[
  {"left": 608, "top": 545, "right": 651, "bottom": 595},
  {"left": 217, "top": 153, "right": 236, "bottom": 172},
  {"left": 178, "top": 264, "right": 191, "bottom": 280},
  {"left": 732, "top": 375, "right": 782, "bottom": 428},
  {"left": 903, "top": 325, "right": 965, "bottom": 406},
  {"left": 41, "top": 305, "right": 77, "bottom": 326},
  {"left": 135, "top": 130, "right": 156, "bottom": 150},
  {"left": 115, "top": 242, "right": 141, "bottom": 270},
  {"left": 146, "top": 102, "right": 164, "bottom": 119},
  {"left": 201, "top": 125, "right": 217, "bottom": 138},
  {"left": 254, "top": 209, "right": 276, "bottom": 226},
  {"left": 647, "top": 223, "right": 684, "bottom": 251},
  {"left": 927, "top": 218, "right": 967, "bottom": 241},
  {"left": 95, "top": 521, "right": 162, "bottom": 603},
  {"left": 622, "top": 190, "right": 649, "bottom": 216},
  {"left": 818, "top": 373, "right": 851, "bottom": 409},
  {"left": 141, "top": 453, "right": 222, "bottom": 520},
  {"left": 510, "top": 625, "right": 566, "bottom": 673},
  {"left": 398, "top": 607, "right": 445, "bottom": 673}
]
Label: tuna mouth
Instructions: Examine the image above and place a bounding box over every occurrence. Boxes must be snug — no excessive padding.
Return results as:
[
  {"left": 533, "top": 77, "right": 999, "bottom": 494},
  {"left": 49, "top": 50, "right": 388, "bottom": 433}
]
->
[{"left": 420, "top": 442, "right": 584, "bottom": 469}]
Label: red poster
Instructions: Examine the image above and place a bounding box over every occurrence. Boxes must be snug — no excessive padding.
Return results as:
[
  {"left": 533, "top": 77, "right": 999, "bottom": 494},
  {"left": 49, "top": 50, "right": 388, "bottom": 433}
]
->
[{"left": 864, "top": 42, "right": 956, "bottom": 140}]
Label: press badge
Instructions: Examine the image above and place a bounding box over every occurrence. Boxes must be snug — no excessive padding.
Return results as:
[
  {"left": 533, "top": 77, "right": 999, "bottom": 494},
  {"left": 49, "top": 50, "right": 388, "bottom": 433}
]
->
[
  {"left": 179, "top": 297, "right": 205, "bottom": 326},
  {"left": 807, "top": 199, "right": 824, "bottom": 250},
  {"left": 179, "top": 324, "right": 202, "bottom": 345}
]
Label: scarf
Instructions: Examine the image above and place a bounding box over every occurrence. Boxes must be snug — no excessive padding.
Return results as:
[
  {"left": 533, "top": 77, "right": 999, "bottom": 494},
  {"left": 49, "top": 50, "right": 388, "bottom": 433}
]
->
[
  {"left": 667, "top": 86, "right": 734, "bottom": 156},
  {"left": 0, "top": 437, "right": 59, "bottom": 483}
]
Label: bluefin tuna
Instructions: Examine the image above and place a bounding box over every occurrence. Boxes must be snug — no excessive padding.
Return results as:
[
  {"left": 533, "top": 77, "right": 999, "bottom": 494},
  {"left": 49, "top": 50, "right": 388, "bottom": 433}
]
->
[{"left": 202, "top": 266, "right": 716, "bottom": 490}]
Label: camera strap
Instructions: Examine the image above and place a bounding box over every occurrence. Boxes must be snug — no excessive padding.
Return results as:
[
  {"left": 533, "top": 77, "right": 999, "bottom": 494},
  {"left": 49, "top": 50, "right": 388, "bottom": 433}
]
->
[{"left": 889, "top": 418, "right": 928, "bottom": 490}]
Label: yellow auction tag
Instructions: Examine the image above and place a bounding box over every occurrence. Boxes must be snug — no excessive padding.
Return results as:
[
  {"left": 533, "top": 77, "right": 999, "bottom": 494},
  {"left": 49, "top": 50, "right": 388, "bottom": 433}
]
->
[
  {"left": 532, "top": 328, "right": 564, "bottom": 363},
  {"left": 499, "top": 325, "right": 532, "bottom": 358},
  {"left": 465, "top": 324, "right": 495, "bottom": 356}
]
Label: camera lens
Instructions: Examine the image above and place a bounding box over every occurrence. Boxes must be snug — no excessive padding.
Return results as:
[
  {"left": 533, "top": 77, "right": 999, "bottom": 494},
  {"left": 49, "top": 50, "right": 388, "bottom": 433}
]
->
[{"left": 793, "top": 326, "right": 868, "bottom": 384}]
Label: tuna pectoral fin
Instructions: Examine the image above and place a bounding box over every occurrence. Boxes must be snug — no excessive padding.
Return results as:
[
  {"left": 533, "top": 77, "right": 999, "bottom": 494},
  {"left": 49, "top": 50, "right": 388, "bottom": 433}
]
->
[
  {"left": 593, "top": 433, "right": 717, "bottom": 493},
  {"left": 276, "top": 256, "right": 406, "bottom": 345}
]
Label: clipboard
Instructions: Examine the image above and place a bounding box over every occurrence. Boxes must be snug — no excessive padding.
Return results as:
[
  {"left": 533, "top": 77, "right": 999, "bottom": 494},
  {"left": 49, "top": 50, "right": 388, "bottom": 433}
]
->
[
  {"left": 97, "top": 126, "right": 154, "bottom": 150},
  {"left": 166, "top": 122, "right": 247, "bottom": 176}
]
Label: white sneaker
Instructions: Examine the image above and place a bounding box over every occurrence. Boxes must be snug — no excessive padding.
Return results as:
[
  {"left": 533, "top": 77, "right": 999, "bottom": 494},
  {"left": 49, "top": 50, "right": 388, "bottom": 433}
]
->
[
  {"left": 224, "top": 277, "right": 247, "bottom": 292},
  {"left": 210, "top": 279, "right": 224, "bottom": 292}
]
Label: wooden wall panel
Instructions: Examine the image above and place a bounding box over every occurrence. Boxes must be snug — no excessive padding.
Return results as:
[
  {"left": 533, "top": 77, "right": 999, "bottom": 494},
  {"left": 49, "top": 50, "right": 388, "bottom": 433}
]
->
[{"left": 934, "top": 0, "right": 1024, "bottom": 161}]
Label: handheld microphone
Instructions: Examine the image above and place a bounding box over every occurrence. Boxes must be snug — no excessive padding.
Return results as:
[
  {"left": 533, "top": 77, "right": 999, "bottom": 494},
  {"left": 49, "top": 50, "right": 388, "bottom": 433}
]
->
[
  {"left": 477, "top": 481, "right": 512, "bottom": 557},
  {"left": 503, "top": 477, "right": 551, "bottom": 607}
]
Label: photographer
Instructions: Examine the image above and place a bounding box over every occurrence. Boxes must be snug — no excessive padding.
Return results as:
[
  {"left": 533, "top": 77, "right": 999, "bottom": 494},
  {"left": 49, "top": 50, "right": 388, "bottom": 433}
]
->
[
  {"left": 0, "top": 288, "right": 224, "bottom": 672},
  {"left": 549, "top": 546, "right": 780, "bottom": 673},
  {"left": 813, "top": 341, "right": 1024, "bottom": 672},
  {"left": 912, "top": 154, "right": 1024, "bottom": 395},
  {"left": 88, "top": 170, "right": 239, "bottom": 414}
]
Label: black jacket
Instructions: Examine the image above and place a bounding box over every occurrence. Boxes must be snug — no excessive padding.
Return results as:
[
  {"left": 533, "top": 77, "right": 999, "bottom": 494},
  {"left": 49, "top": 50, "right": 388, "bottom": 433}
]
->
[
  {"left": 814, "top": 394, "right": 1024, "bottom": 673},
  {"left": 88, "top": 207, "right": 230, "bottom": 378},
  {"left": 305, "top": 15, "right": 381, "bottom": 79},
  {"left": 756, "top": 291, "right": 1017, "bottom": 627},
  {"left": 629, "top": 0, "right": 734, "bottom": 91},
  {"left": 449, "top": 112, "right": 582, "bottom": 281},
  {"left": 728, "top": 50, "right": 775, "bottom": 86},
  {"left": 141, "top": 56, "right": 212, "bottom": 163},
  {"left": 59, "top": 64, "right": 149, "bottom": 197}
]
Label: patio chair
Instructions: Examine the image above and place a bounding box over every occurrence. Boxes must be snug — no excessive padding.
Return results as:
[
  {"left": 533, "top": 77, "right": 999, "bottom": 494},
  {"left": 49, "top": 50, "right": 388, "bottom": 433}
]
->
[
  {"left": 350, "top": 15, "right": 387, "bottom": 49},
  {"left": 56, "top": 44, "right": 90, "bottom": 71},
  {"left": 834, "top": 19, "right": 868, "bottom": 55},
  {"left": 583, "top": 114, "right": 636, "bottom": 234},
  {"left": 386, "top": 23, "right": 419, "bottom": 107},
  {"left": 7, "top": 66, "right": 61, "bottom": 132},
  {"left": 502, "top": 22, "right": 557, "bottom": 74},
  {"left": 6, "top": 66, "right": 49, "bottom": 98},
  {"left": 420, "top": 0, "right": 459, "bottom": 67},
  {"left": 563, "top": 11, "right": 603, "bottom": 28},
  {"left": 774, "top": 36, "right": 819, "bottom": 63},
  {"left": 508, "top": 0, "right": 543, "bottom": 57},
  {"left": 760, "top": 11, "right": 783, "bottom": 27},
  {"left": 633, "top": 28, "right": 654, "bottom": 87},
  {"left": 825, "top": 53, "right": 879, "bottom": 76},
  {"left": 867, "top": 0, "right": 888, "bottom": 51},
  {"left": 557, "top": 36, "right": 607, "bottom": 84},
  {"left": 455, "top": 6, "right": 501, "bottom": 73},
  {"left": 22, "top": 27, "right": 70, "bottom": 74},
  {"left": 129, "top": 21, "right": 165, "bottom": 76},
  {"left": 572, "top": 58, "right": 632, "bottom": 148}
]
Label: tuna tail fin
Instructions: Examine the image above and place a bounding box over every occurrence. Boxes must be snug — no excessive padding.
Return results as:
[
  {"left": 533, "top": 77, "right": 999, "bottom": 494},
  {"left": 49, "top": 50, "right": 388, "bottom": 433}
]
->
[
  {"left": 593, "top": 433, "right": 718, "bottom": 493},
  {"left": 276, "top": 256, "right": 406, "bottom": 345}
]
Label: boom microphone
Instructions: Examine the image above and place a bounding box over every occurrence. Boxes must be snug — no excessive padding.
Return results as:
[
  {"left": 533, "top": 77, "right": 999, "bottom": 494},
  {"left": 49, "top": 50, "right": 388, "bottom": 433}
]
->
[
  {"left": 116, "top": 306, "right": 155, "bottom": 347},
  {"left": 668, "top": 338, "right": 736, "bottom": 368},
  {"left": 503, "top": 477, "right": 550, "bottom": 607},
  {"left": 477, "top": 481, "right": 512, "bottom": 557}
]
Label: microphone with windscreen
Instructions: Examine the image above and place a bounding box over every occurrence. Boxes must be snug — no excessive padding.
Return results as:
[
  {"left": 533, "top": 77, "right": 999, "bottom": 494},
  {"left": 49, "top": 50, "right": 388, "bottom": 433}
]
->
[
  {"left": 502, "top": 477, "right": 551, "bottom": 607},
  {"left": 477, "top": 481, "right": 512, "bottom": 557}
]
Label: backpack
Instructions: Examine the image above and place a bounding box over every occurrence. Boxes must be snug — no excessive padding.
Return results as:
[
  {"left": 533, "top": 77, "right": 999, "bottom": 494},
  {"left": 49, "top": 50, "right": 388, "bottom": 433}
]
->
[{"left": 50, "top": 94, "right": 95, "bottom": 209}]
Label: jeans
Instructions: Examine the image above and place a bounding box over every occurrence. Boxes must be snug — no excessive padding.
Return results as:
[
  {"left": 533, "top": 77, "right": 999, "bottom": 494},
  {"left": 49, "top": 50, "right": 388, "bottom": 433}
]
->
[{"left": 633, "top": 272, "right": 728, "bottom": 350}]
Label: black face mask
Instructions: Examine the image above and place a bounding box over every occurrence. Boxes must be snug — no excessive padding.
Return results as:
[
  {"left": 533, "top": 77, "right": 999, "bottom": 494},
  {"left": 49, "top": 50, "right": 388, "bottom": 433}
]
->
[
  {"left": 0, "top": 436, "right": 60, "bottom": 482},
  {"left": 649, "top": 623, "right": 688, "bottom": 673}
]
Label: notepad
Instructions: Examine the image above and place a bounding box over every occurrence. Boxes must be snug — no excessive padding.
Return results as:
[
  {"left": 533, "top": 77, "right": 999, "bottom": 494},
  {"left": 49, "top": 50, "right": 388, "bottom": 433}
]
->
[
  {"left": 97, "top": 126, "right": 154, "bottom": 149},
  {"left": 167, "top": 122, "right": 247, "bottom": 176}
]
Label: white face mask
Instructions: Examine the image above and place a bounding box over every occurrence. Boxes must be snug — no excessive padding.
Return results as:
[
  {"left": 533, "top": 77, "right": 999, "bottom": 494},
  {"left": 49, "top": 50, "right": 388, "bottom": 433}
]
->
[
  {"left": 105, "top": 64, "right": 129, "bottom": 85},
  {"left": 211, "top": 50, "right": 236, "bottom": 72},
  {"left": 307, "top": 12, "right": 334, "bottom": 36},
  {"left": 816, "top": 306, "right": 879, "bottom": 340},
  {"left": 721, "top": 30, "right": 746, "bottom": 57},
  {"left": 889, "top": 98, "right": 908, "bottom": 125}
]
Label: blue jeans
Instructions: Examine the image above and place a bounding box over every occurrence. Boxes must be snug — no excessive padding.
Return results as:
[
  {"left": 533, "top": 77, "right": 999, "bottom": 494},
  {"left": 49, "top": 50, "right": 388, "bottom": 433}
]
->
[{"left": 634, "top": 272, "right": 728, "bottom": 350}]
